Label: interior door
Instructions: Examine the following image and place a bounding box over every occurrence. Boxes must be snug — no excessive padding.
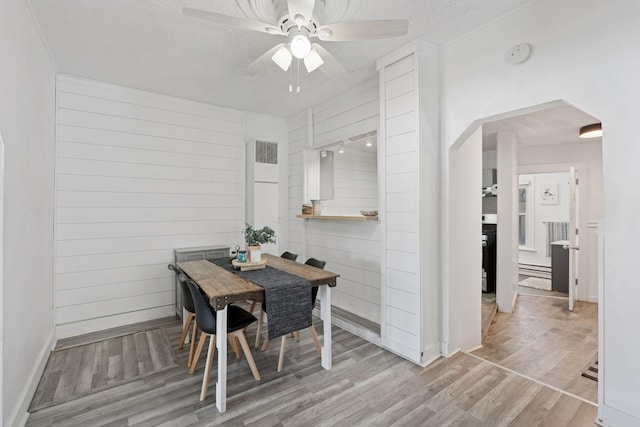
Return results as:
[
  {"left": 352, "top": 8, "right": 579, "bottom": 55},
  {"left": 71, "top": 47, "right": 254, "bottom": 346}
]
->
[{"left": 568, "top": 166, "right": 579, "bottom": 311}]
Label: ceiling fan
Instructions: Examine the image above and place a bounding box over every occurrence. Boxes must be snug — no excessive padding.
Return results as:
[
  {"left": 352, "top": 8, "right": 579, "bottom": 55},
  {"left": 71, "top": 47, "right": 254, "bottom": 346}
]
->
[{"left": 183, "top": 0, "right": 409, "bottom": 81}]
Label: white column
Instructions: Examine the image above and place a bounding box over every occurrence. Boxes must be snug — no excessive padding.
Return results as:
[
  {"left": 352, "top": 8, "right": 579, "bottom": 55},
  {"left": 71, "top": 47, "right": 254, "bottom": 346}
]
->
[
  {"left": 447, "top": 127, "right": 483, "bottom": 352},
  {"left": 496, "top": 132, "right": 519, "bottom": 313}
]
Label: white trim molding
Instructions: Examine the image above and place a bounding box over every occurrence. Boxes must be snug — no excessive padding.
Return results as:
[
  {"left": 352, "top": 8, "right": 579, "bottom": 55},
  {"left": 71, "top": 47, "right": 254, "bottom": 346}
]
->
[{"left": 6, "top": 331, "right": 56, "bottom": 427}]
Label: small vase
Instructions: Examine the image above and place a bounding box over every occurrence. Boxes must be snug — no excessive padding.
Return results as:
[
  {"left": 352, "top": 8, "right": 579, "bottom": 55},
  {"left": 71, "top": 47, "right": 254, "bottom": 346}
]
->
[{"left": 247, "top": 245, "right": 261, "bottom": 263}]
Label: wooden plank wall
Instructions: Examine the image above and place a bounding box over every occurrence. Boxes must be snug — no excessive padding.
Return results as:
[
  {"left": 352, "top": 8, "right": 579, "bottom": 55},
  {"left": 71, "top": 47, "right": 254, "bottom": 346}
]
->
[
  {"left": 54, "top": 76, "right": 245, "bottom": 338},
  {"left": 287, "top": 77, "right": 382, "bottom": 324}
]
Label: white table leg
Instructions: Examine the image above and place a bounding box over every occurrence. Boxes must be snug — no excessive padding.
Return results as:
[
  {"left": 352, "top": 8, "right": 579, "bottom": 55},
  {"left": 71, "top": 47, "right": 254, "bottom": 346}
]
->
[
  {"left": 319, "top": 285, "right": 332, "bottom": 370},
  {"left": 215, "top": 305, "right": 228, "bottom": 413}
]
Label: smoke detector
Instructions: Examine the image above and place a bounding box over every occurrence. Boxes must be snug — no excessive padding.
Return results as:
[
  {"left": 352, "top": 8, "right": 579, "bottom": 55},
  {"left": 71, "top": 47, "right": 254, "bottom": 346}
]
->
[{"left": 505, "top": 43, "right": 533, "bottom": 64}]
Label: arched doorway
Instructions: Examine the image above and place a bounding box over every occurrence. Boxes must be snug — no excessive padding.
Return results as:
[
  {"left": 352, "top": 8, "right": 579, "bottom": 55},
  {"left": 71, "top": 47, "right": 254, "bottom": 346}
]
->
[{"left": 448, "top": 100, "right": 603, "bottom": 403}]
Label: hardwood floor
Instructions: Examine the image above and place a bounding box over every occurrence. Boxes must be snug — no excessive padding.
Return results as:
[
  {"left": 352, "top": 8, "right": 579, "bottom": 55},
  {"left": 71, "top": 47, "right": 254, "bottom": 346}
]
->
[
  {"left": 31, "top": 328, "right": 178, "bottom": 412},
  {"left": 27, "top": 314, "right": 598, "bottom": 426},
  {"left": 473, "top": 294, "right": 598, "bottom": 403}
]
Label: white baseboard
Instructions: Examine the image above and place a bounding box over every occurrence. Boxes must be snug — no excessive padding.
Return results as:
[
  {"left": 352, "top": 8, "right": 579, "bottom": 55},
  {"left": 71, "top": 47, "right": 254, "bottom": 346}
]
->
[
  {"left": 329, "top": 313, "right": 381, "bottom": 346},
  {"left": 56, "top": 306, "right": 174, "bottom": 339},
  {"left": 444, "top": 340, "right": 482, "bottom": 355},
  {"left": 380, "top": 336, "right": 422, "bottom": 364},
  {"left": 442, "top": 347, "right": 462, "bottom": 357},
  {"left": 465, "top": 343, "right": 484, "bottom": 353},
  {"left": 420, "top": 351, "right": 442, "bottom": 367},
  {"left": 7, "top": 329, "right": 56, "bottom": 427}
]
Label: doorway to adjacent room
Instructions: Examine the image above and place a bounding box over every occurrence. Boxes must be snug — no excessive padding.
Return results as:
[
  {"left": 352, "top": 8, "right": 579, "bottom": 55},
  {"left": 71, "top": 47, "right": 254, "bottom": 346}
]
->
[{"left": 449, "top": 100, "right": 603, "bottom": 405}]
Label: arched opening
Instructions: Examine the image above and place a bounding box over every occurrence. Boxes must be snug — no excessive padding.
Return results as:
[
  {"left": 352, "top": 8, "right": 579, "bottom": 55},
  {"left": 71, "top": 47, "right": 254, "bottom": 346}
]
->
[{"left": 448, "top": 100, "right": 603, "bottom": 404}]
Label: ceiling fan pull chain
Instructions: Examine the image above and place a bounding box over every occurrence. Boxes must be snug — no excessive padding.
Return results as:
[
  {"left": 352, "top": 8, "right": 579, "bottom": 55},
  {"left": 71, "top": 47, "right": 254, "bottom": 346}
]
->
[
  {"left": 296, "top": 59, "right": 301, "bottom": 93},
  {"left": 289, "top": 59, "right": 294, "bottom": 92}
]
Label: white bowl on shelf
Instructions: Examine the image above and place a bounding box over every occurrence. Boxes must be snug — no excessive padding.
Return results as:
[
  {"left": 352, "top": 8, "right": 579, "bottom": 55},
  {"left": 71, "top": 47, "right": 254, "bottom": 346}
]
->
[{"left": 360, "top": 210, "right": 378, "bottom": 217}]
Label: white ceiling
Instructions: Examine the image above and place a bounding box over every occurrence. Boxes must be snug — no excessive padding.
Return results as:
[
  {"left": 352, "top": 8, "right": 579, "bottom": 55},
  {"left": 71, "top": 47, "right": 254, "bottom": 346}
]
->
[
  {"left": 482, "top": 104, "right": 602, "bottom": 151},
  {"left": 31, "top": 0, "right": 539, "bottom": 117}
]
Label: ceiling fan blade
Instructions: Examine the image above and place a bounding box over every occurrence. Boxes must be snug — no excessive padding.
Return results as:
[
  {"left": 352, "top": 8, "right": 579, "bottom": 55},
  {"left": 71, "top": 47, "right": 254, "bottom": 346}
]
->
[
  {"left": 312, "top": 44, "right": 348, "bottom": 79},
  {"left": 183, "top": 7, "right": 284, "bottom": 35},
  {"left": 287, "top": 0, "right": 315, "bottom": 25},
  {"left": 245, "top": 43, "right": 288, "bottom": 75},
  {"left": 316, "top": 20, "right": 408, "bottom": 41}
]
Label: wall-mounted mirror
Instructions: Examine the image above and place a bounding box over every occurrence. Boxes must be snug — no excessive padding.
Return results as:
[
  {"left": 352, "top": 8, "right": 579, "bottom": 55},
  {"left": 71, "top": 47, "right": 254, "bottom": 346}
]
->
[{"left": 304, "top": 131, "right": 378, "bottom": 216}]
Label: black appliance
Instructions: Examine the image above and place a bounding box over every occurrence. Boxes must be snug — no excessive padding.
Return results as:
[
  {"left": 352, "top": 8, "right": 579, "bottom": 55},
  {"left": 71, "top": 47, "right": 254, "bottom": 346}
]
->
[{"left": 482, "top": 223, "right": 496, "bottom": 293}]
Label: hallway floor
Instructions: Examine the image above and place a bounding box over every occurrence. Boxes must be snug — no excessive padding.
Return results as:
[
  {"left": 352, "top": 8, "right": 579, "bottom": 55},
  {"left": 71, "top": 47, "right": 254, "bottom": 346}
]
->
[{"left": 473, "top": 295, "right": 598, "bottom": 403}]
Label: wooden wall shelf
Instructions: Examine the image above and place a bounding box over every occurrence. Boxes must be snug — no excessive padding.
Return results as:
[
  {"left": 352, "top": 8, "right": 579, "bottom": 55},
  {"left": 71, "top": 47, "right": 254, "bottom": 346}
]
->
[{"left": 296, "top": 214, "right": 378, "bottom": 221}]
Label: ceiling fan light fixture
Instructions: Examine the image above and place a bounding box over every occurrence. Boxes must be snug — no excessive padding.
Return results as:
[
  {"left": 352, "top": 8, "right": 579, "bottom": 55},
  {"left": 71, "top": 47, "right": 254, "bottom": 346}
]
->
[
  {"left": 290, "top": 32, "right": 311, "bottom": 59},
  {"left": 303, "top": 48, "right": 324, "bottom": 73},
  {"left": 317, "top": 29, "right": 332, "bottom": 40},
  {"left": 183, "top": 4, "right": 409, "bottom": 85},
  {"left": 579, "top": 123, "right": 602, "bottom": 138},
  {"left": 271, "top": 45, "right": 292, "bottom": 71}
]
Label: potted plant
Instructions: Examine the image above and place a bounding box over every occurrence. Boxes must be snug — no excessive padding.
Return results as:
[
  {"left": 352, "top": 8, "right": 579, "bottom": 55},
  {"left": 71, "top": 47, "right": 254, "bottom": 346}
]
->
[{"left": 243, "top": 222, "right": 276, "bottom": 263}]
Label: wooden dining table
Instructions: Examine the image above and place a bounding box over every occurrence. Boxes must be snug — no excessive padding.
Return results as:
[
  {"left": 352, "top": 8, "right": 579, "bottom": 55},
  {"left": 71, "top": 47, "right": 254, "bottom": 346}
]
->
[{"left": 177, "top": 253, "right": 338, "bottom": 413}]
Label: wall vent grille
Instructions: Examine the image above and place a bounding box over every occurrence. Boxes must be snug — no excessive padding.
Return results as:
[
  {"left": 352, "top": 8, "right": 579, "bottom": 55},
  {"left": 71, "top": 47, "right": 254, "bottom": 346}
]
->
[{"left": 255, "top": 140, "right": 278, "bottom": 164}]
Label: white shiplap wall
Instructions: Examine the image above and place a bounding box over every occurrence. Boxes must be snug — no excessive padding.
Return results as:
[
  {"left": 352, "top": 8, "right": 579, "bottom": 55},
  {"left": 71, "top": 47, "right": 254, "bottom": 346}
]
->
[
  {"left": 379, "top": 53, "right": 422, "bottom": 362},
  {"left": 55, "top": 76, "right": 244, "bottom": 337},
  {"left": 287, "top": 77, "right": 381, "bottom": 324},
  {"left": 378, "top": 41, "right": 441, "bottom": 364}
]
